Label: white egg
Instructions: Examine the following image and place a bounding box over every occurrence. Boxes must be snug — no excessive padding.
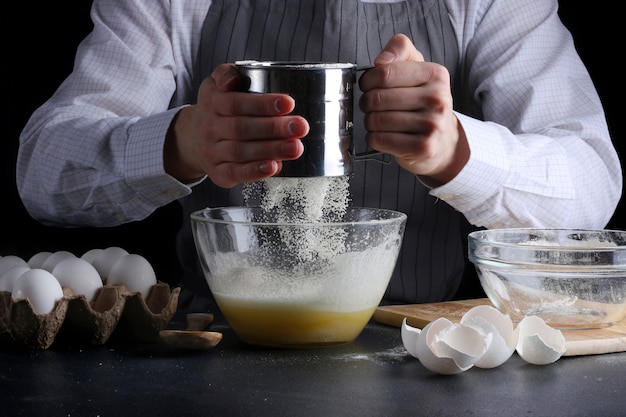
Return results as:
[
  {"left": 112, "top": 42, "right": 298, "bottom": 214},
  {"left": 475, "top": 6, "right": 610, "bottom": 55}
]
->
[
  {"left": 27, "top": 251, "right": 53, "bottom": 269},
  {"left": 0, "top": 265, "right": 31, "bottom": 292},
  {"left": 12, "top": 268, "right": 64, "bottom": 315},
  {"left": 52, "top": 257, "right": 103, "bottom": 301},
  {"left": 460, "top": 305, "right": 517, "bottom": 368},
  {"left": 80, "top": 248, "right": 103, "bottom": 264},
  {"left": 516, "top": 316, "right": 566, "bottom": 365},
  {"left": 40, "top": 251, "right": 76, "bottom": 272},
  {"left": 0, "top": 255, "right": 29, "bottom": 277},
  {"left": 107, "top": 253, "right": 157, "bottom": 298},
  {"left": 91, "top": 246, "right": 129, "bottom": 281}
]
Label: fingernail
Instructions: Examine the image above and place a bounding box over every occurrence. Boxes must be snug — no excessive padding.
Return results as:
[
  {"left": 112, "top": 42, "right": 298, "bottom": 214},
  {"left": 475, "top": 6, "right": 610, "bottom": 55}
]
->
[
  {"left": 375, "top": 50, "right": 396, "bottom": 65},
  {"left": 259, "top": 161, "right": 276, "bottom": 174},
  {"left": 275, "top": 98, "right": 287, "bottom": 113},
  {"left": 281, "top": 140, "right": 300, "bottom": 156},
  {"left": 287, "top": 120, "right": 297, "bottom": 134},
  {"left": 218, "top": 74, "right": 238, "bottom": 90}
]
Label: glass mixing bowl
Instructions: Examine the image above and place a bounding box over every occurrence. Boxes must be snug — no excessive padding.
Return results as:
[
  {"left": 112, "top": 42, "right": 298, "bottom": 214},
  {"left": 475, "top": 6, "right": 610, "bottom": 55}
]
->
[
  {"left": 468, "top": 228, "right": 626, "bottom": 329},
  {"left": 191, "top": 206, "right": 407, "bottom": 347}
]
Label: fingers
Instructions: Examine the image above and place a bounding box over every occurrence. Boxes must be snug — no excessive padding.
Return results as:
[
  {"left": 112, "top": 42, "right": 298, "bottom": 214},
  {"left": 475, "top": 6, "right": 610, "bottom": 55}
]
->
[
  {"left": 229, "top": 93, "right": 299, "bottom": 117},
  {"left": 364, "top": 106, "right": 446, "bottom": 157},
  {"left": 374, "top": 34, "right": 424, "bottom": 66},
  {"left": 360, "top": 34, "right": 448, "bottom": 93},
  {"left": 208, "top": 137, "right": 304, "bottom": 165},
  {"left": 359, "top": 78, "right": 451, "bottom": 113},
  {"left": 190, "top": 66, "right": 310, "bottom": 188},
  {"left": 200, "top": 67, "right": 310, "bottom": 141},
  {"left": 208, "top": 139, "right": 305, "bottom": 186},
  {"left": 359, "top": 59, "right": 450, "bottom": 93},
  {"left": 204, "top": 84, "right": 298, "bottom": 119},
  {"left": 207, "top": 63, "right": 298, "bottom": 117},
  {"left": 364, "top": 107, "right": 441, "bottom": 134},
  {"left": 213, "top": 109, "right": 309, "bottom": 142},
  {"left": 202, "top": 110, "right": 308, "bottom": 187},
  {"left": 353, "top": 34, "right": 465, "bottom": 184}
]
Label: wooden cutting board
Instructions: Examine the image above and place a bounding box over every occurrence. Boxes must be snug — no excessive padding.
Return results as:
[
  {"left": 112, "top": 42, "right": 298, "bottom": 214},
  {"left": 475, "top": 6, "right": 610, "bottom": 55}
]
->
[{"left": 373, "top": 299, "right": 626, "bottom": 356}]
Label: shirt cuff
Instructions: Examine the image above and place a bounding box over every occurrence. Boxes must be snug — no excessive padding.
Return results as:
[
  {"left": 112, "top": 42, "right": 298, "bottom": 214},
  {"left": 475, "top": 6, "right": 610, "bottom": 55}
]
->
[
  {"left": 125, "top": 106, "right": 196, "bottom": 204},
  {"left": 429, "top": 112, "right": 509, "bottom": 224}
]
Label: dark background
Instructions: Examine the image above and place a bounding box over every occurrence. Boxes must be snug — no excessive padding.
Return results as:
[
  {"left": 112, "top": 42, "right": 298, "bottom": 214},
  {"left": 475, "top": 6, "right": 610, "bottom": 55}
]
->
[{"left": 2, "top": 2, "right": 624, "bottom": 286}]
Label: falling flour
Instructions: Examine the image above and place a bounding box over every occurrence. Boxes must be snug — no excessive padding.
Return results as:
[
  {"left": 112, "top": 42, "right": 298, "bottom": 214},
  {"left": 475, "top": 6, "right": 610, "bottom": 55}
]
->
[
  {"left": 243, "top": 176, "right": 352, "bottom": 263},
  {"left": 243, "top": 176, "right": 350, "bottom": 222}
]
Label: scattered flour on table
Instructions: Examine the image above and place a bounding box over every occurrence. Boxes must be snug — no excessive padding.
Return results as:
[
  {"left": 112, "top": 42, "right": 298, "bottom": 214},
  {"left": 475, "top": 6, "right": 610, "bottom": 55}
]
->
[
  {"left": 331, "top": 346, "right": 411, "bottom": 365},
  {"left": 252, "top": 346, "right": 410, "bottom": 367}
]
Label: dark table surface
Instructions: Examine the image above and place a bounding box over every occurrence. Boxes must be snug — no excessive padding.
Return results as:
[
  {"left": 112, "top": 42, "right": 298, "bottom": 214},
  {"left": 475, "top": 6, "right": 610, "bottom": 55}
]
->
[{"left": 1, "top": 312, "right": 625, "bottom": 417}]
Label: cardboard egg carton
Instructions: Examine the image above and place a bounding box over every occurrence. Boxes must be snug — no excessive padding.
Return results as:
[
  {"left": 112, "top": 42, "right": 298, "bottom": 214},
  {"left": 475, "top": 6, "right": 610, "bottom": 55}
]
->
[{"left": 0, "top": 282, "right": 180, "bottom": 349}]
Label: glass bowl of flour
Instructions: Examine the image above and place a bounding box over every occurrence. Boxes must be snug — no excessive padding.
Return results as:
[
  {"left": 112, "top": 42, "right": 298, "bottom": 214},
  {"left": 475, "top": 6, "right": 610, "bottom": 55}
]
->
[
  {"left": 191, "top": 179, "right": 406, "bottom": 347},
  {"left": 469, "top": 228, "right": 626, "bottom": 329}
]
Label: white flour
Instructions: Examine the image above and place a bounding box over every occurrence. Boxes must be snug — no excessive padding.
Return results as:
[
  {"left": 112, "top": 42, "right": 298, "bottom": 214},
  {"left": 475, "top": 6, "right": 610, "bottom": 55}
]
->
[
  {"left": 243, "top": 176, "right": 350, "bottom": 222},
  {"left": 243, "top": 176, "right": 351, "bottom": 263}
]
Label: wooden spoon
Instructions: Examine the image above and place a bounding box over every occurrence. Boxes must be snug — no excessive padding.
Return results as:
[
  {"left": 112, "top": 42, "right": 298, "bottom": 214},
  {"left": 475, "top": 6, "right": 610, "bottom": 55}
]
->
[{"left": 159, "top": 313, "right": 223, "bottom": 349}]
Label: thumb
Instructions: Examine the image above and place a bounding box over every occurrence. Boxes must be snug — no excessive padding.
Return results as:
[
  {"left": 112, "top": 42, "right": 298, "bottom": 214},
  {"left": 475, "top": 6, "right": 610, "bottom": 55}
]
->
[
  {"left": 211, "top": 63, "right": 242, "bottom": 91},
  {"left": 374, "top": 34, "right": 425, "bottom": 66}
]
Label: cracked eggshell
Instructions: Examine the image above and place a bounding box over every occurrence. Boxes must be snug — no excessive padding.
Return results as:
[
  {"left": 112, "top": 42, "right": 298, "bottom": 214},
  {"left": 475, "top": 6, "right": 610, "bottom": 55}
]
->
[
  {"left": 407, "top": 317, "right": 489, "bottom": 375},
  {"left": 433, "top": 323, "right": 492, "bottom": 370},
  {"left": 461, "top": 305, "right": 517, "bottom": 368},
  {"left": 401, "top": 318, "right": 421, "bottom": 358},
  {"left": 516, "top": 316, "right": 566, "bottom": 365}
]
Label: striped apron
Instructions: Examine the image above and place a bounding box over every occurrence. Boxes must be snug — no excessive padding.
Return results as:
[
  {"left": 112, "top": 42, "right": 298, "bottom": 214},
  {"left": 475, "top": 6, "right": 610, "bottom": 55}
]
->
[{"left": 178, "top": 0, "right": 479, "bottom": 306}]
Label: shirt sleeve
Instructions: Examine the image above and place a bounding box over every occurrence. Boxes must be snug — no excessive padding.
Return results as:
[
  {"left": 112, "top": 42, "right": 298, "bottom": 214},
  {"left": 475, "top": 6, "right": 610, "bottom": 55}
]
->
[
  {"left": 436, "top": 0, "right": 622, "bottom": 229},
  {"left": 16, "top": 0, "right": 209, "bottom": 227}
]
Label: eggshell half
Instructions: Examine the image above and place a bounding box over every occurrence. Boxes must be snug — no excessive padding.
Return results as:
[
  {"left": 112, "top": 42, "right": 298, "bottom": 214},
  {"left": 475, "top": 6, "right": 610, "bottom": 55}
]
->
[
  {"left": 516, "top": 316, "right": 566, "bottom": 365},
  {"left": 461, "top": 305, "right": 517, "bottom": 368},
  {"left": 413, "top": 318, "right": 487, "bottom": 375},
  {"left": 401, "top": 318, "right": 421, "bottom": 358}
]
